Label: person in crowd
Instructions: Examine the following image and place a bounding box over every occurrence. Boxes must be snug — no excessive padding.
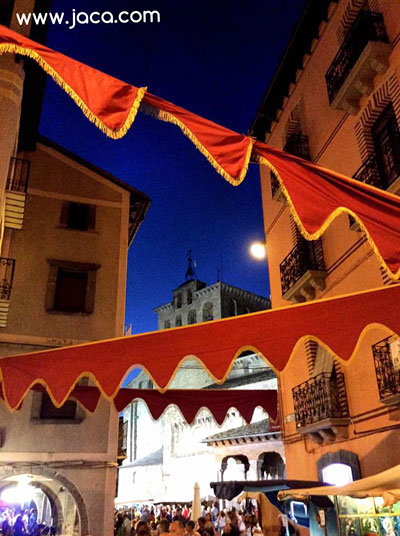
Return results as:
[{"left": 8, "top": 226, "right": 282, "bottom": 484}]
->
[
  {"left": 222, "top": 519, "right": 240, "bottom": 536},
  {"left": 13, "top": 515, "right": 26, "bottom": 536},
  {"left": 173, "top": 509, "right": 187, "bottom": 527},
  {"left": 216, "top": 512, "right": 226, "bottom": 536},
  {"left": 170, "top": 520, "right": 185, "bottom": 536},
  {"left": 197, "top": 517, "right": 208, "bottom": 536},
  {"left": 185, "top": 520, "right": 200, "bottom": 536},
  {"left": 1, "top": 517, "right": 12, "bottom": 536},
  {"left": 157, "top": 518, "right": 170, "bottom": 536},
  {"left": 28, "top": 509, "right": 38, "bottom": 534},
  {"left": 115, "top": 513, "right": 125, "bottom": 536},
  {"left": 205, "top": 514, "right": 216, "bottom": 536}
]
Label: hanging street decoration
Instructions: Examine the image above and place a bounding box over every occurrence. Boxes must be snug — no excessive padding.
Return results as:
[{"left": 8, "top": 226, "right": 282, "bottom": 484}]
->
[
  {"left": 0, "top": 24, "right": 399, "bottom": 279},
  {"left": 0, "top": 384, "right": 278, "bottom": 424},
  {"left": 0, "top": 285, "right": 398, "bottom": 412}
]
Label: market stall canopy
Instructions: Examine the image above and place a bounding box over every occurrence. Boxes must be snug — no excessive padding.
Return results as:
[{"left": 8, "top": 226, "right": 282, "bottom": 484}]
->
[
  {"left": 211, "top": 480, "right": 326, "bottom": 501},
  {"left": 0, "top": 25, "right": 399, "bottom": 278},
  {"left": 278, "top": 464, "right": 400, "bottom": 506},
  {"left": 0, "top": 384, "right": 277, "bottom": 423},
  {"left": 237, "top": 491, "right": 281, "bottom": 536},
  {"left": 0, "top": 285, "right": 399, "bottom": 411}
]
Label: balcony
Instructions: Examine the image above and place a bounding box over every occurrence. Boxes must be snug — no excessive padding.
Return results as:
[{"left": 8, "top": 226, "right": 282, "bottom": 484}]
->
[
  {"left": 280, "top": 239, "right": 327, "bottom": 303},
  {"left": 283, "top": 134, "right": 310, "bottom": 161},
  {"left": 5, "top": 157, "right": 30, "bottom": 230},
  {"left": 0, "top": 257, "right": 16, "bottom": 328},
  {"left": 326, "top": 10, "right": 391, "bottom": 114},
  {"left": 293, "top": 372, "right": 350, "bottom": 444},
  {"left": 372, "top": 336, "right": 400, "bottom": 407}
]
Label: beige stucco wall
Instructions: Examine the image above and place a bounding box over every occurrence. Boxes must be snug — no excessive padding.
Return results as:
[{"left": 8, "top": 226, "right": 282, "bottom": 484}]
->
[{"left": 0, "top": 139, "right": 134, "bottom": 535}]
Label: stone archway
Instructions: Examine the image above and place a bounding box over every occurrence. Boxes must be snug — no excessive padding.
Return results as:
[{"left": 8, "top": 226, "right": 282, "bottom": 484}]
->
[
  {"left": 0, "top": 466, "right": 89, "bottom": 535},
  {"left": 221, "top": 455, "right": 250, "bottom": 481},
  {"left": 257, "top": 451, "right": 285, "bottom": 480}
]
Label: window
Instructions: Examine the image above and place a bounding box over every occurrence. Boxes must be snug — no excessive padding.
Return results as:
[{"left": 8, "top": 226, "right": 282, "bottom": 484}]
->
[
  {"left": 188, "top": 310, "right": 197, "bottom": 324},
  {"left": 60, "top": 201, "right": 96, "bottom": 231},
  {"left": 175, "top": 315, "right": 182, "bottom": 327},
  {"left": 187, "top": 290, "right": 193, "bottom": 304},
  {"left": 372, "top": 104, "right": 400, "bottom": 187},
  {"left": 229, "top": 299, "right": 238, "bottom": 317},
  {"left": 39, "top": 393, "right": 77, "bottom": 420},
  {"left": 202, "top": 302, "right": 213, "bottom": 322},
  {"left": 322, "top": 463, "right": 354, "bottom": 486},
  {"left": 164, "top": 320, "right": 171, "bottom": 329},
  {"left": 45, "top": 260, "right": 100, "bottom": 314},
  {"left": 175, "top": 293, "right": 182, "bottom": 309}
]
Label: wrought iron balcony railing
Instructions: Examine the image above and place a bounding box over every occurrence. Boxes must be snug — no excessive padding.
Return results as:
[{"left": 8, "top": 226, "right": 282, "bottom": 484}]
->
[
  {"left": 6, "top": 157, "right": 30, "bottom": 193},
  {"left": 352, "top": 153, "right": 385, "bottom": 189},
  {"left": 0, "top": 258, "right": 16, "bottom": 301},
  {"left": 353, "top": 146, "right": 400, "bottom": 191},
  {"left": 283, "top": 134, "right": 310, "bottom": 161},
  {"left": 293, "top": 372, "right": 348, "bottom": 429},
  {"left": 372, "top": 336, "right": 400, "bottom": 402},
  {"left": 280, "top": 239, "right": 325, "bottom": 295},
  {"left": 326, "top": 10, "right": 389, "bottom": 104}
]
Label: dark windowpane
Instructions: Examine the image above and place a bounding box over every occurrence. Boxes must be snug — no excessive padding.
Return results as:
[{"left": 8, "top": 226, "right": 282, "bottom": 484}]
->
[
  {"left": 372, "top": 104, "right": 400, "bottom": 187},
  {"left": 40, "top": 393, "right": 77, "bottom": 420},
  {"left": 53, "top": 269, "right": 88, "bottom": 312},
  {"left": 67, "top": 203, "right": 90, "bottom": 230}
]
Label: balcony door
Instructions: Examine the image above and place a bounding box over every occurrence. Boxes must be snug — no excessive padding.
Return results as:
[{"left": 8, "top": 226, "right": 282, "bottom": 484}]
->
[{"left": 372, "top": 104, "right": 400, "bottom": 187}]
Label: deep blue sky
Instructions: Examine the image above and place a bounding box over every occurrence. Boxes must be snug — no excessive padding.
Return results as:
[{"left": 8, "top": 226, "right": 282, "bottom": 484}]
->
[{"left": 39, "top": 0, "right": 307, "bottom": 334}]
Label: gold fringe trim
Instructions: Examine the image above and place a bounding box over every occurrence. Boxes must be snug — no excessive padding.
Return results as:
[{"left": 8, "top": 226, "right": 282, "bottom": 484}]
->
[
  {"left": 259, "top": 156, "right": 400, "bottom": 281},
  {"left": 0, "top": 318, "right": 398, "bottom": 412},
  {"left": 140, "top": 103, "right": 254, "bottom": 185},
  {"left": 0, "top": 43, "right": 146, "bottom": 139}
]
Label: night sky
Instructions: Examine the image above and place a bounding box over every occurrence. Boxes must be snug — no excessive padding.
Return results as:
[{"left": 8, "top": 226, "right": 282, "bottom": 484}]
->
[{"left": 39, "top": 0, "right": 307, "bottom": 334}]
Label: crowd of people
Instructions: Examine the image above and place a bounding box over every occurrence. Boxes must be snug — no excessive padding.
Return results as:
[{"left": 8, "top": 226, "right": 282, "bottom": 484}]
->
[
  {"left": 0, "top": 508, "right": 54, "bottom": 536},
  {"left": 114, "top": 503, "right": 261, "bottom": 536}
]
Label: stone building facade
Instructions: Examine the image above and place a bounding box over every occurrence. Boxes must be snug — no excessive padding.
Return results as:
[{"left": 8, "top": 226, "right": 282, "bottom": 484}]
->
[
  {"left": 0, "top": 2, "right": 150, "bottom": 534},
  {"left": 117, "top": 278, "right": 283, "bottom": 504},
  {"left": 250, "top": 0, "right": 400, "bottom": 487}
]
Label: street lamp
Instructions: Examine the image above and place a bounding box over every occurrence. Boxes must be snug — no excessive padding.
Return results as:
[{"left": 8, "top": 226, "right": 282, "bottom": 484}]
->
[{"left": 250, "top": 241, "right": 266, "bottom": 260}]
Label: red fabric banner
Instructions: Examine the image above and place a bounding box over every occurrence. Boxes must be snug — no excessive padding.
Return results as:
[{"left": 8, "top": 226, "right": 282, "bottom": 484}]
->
[
  {"left": 0, "top": 25, "right": 146, "bottom": 138},
  {"left": 141, "top": 93, "right": 253, "bottom": 185},
  {"left": 0, "top": 25, "right": 399, "bottom": 276},
  {"left": 0, "top": 385, "right": 277, "bottom": 423},
  {"left": 253, "top": 142, "right": 400, "bottom": 279},
  {"left": 0, "top": 285, "right": 398, "bottom": 411}
]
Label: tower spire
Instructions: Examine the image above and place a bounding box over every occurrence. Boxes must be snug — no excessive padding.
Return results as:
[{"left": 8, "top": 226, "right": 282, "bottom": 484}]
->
[{"left": 185, "top": 250, "right": 196, "bottom": 281}]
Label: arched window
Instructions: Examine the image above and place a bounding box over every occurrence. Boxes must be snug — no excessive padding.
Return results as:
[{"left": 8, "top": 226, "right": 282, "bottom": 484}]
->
[
  {"left": 175, "top": 293, "right": 182, "bottom": 309},
  {"left": 164, "top": 320, "right": 171, "bottom": 329},
  {"left": 187, "top": 290, "right": 193, "bottom": 304},
  {"left": 229, "top": 299, "right": 238, "bottom": 317},
  {"left": 317, "top": 450, "right": 360, "bottom": 485},
  {"left": 188, "top": 310, "right": 197, "bottom": 325},
  {"left": 203, "top": 302, "right": 213, "bottom": 322},
  {"left": 257, "top": 452, "right": 285, "bottom": 480},
  {"left": 175, "top": 315, "right": 182, "bottom": 327}
]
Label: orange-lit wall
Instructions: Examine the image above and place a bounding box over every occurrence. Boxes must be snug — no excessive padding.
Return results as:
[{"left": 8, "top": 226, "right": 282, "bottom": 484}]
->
[{"left": 259, "top": 0, "right": 400, "bottom": 481}]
